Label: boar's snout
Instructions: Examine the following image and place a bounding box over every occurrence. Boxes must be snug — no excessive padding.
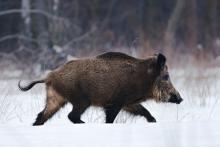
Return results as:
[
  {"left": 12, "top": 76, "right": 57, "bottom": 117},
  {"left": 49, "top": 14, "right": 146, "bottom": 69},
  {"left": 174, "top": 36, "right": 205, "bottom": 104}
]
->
[{"left": 168, "top": 93, "right": 183, "bottom": 104}]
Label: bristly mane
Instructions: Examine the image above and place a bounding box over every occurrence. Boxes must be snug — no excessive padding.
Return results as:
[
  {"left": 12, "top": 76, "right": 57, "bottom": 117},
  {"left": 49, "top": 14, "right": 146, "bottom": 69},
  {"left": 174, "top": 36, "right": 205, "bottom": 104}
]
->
[{"left": 96, "top": 52, "right": 137, "bottom": 60}]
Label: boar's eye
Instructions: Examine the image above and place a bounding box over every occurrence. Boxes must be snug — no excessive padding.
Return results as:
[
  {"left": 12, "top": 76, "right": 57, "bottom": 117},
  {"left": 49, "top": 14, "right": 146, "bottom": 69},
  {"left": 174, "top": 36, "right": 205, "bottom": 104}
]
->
[{"left": 162, "top": 74, "right": 169, "bottom": 81}]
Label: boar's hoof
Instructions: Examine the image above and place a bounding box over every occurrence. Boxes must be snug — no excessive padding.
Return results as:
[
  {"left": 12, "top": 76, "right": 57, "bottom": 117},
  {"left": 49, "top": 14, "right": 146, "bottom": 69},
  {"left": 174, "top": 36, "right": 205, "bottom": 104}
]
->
[{"left": 147, "top": 116, "right": 156, "bottom": 123}]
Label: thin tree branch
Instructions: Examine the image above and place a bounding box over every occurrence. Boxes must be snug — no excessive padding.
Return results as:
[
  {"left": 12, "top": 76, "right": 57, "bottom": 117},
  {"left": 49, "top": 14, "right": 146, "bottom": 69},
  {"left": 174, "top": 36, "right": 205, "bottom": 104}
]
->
[
  {"left": 63, "top": 26, "right": 97, "bottom": 50},
  {"left": 0, "top": 34, "right": 39, "bottom": 44},
  {"left": 62, "top": 0, "right": 117, "bottom": 50},
  {"left": 0, "top": 9, "right": 64, "bottom": 20},
  {"left": 98, "top": 0, "right": 118, "bottom": 31}
]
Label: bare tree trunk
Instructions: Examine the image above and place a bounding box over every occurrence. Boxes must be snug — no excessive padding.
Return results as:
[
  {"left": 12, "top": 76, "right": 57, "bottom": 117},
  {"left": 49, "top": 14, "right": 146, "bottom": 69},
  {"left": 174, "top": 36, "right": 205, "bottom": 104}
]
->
[
  {"left": 31, "top": 0, "right": 51, "bottom": 50},
  {"left": 164, "top": 0, "right": 185, "bottom": 55},
  {"left": 31, "top": 0, "right": 55, "bottom": 70},
  {"left": 21, "top": 0, "right": 32, "bottom": 46},
  {"left": 0, "top": 0, "right": 21, "bottom": 52},
  {"left": 185, "top": 0, "right": 197, "bottom": 52},
  {"left": 208, "top": 0, "right": 218, "bottom": 56}
]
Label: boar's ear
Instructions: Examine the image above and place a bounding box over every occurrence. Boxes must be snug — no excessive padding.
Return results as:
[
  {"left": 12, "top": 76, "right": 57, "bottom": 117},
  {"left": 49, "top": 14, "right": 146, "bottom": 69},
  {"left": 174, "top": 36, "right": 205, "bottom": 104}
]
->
[{"left": 157, "top": 53, "right": 166, "bottom": 70}]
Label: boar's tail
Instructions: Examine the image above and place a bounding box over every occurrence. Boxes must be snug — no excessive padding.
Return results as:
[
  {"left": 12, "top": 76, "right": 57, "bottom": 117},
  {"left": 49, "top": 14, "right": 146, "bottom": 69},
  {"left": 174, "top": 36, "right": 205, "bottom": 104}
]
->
[{"left": 18, "top": 79, "right": 45, "bottom": 91}]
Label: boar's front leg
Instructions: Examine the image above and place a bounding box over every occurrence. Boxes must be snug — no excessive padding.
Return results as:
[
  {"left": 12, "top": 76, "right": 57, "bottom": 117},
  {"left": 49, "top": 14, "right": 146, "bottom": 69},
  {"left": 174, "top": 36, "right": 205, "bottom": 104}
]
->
[
  {"left": 104, "top": 104, "right": 123, "bottom": 123},
  {"left": 123, "top": 104, "right": 156, "bottom": 122}
]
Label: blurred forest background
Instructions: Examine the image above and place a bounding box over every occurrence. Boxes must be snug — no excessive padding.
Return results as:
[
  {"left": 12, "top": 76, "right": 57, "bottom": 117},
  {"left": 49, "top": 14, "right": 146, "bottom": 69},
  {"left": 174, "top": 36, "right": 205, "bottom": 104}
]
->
[{"left": 0, "top": 0, "right": 220, "bottom": 77}]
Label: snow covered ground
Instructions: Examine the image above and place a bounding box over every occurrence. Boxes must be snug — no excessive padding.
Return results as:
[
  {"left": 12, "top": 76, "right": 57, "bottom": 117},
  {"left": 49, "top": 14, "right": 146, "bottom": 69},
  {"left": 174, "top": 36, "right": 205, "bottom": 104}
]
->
[
  {"left": 0, "top": 66, "right": 220, "bottom": 146},
  {"left": 1, "top": 123, "right": 220, "bottom": 147}
]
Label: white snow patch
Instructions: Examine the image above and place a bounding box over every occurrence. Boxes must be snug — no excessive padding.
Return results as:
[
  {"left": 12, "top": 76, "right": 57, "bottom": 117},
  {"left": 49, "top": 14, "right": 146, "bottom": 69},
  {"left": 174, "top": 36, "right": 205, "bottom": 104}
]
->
[{"left": 0, "top": 123, "right": 220, "bottom": 147}]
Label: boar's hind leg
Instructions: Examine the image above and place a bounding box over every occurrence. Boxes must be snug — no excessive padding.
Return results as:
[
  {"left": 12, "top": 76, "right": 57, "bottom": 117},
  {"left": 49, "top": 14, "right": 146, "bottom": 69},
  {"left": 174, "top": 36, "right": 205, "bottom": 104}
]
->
[
  {"left": 123, "top": 104, "right": 156, "bottom": 122},
  {"left": 33, "top": 87, "right": 66, "bottom": 126},
  {"left": 68, "top": 99, "right": 90, "bottom": 123}
]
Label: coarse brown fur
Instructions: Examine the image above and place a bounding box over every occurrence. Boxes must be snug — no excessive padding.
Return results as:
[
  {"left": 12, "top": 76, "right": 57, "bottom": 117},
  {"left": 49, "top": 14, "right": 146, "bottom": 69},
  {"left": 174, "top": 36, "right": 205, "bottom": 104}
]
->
[{"left": 18, "top": 52, "right": 183, "bottom": 125}]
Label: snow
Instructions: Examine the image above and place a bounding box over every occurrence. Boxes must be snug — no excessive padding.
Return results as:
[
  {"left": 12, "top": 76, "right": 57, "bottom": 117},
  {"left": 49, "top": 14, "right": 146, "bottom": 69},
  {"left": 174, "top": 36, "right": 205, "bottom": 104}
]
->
[
  {"left": 1, "top": 123, "right": 220, "bottom": 147},
  {"left": 0, "top": 66, "right": 220, "bottom": 146}
]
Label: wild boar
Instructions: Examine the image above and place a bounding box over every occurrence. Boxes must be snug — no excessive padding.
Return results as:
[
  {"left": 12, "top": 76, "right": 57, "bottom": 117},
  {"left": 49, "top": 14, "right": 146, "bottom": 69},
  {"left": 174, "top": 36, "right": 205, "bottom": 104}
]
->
[{"left": 18, "top": 52, "right": 183, "bottom": 125}]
